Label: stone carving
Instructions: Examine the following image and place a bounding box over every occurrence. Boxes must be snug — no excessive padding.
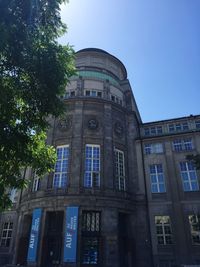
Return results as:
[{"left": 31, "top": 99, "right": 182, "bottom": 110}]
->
[
  {"left": 88, "top": 118, "right": 99, "bottom": 130},
  {"left": 114, "top": 121, "right": 123, "bottom": 136},
  {"left": 58, "top": 116, "right": 72, "bottom": 131}
]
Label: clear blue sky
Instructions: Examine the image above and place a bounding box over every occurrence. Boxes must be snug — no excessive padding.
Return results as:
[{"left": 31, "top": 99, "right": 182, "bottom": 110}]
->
[{"left": 59, "top": 0, "right": 200, "bottom": 123}]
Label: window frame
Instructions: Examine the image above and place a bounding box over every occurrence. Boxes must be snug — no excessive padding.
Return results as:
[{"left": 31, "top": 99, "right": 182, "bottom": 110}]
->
[
  {"left": 195, "top": 120, "right": 200, "bottom": 129},
  {"left": 53, "top": 145, "right": 70, "bottom": 188},
  {"left": 114, "top": 148, "right": 125, "bottom": 191},
  {"left": 84, "top": 90, "right": 102, "bottom": 98},
  {"left": 155, "top": 216, "right": 173, "bottom": 245},
  {"left": 32, "top": 175, "right": 40, "bottom": 192},
  {"left": 0, "top": 222, "right": 13, "bottom": 248},
  {"left": 150, "top": 164, "right": 166, "bottom": 193},
  {"left": 188, "top": 214, "right": 200, "bottom": 245},
  {"left": 144, "top": 143, "right": 163, "bottom": 155},
  {"left": 168, "top": 122, "right": 189, "bottom": 133},
  {"left": 172, "top": 138, "right": 193, "bottom": 152},
  {"left": 144, "top": 126, "right": 163, "bottom": 136},
  {"left": 81, "top": 211, "right": 101, "bottom": 265},
  {"left": 84, "top": 144, "right": 100, "bottom": 188},
  {"left": 179, "top": 161, "right": 199, "bottom": 192},
  {"left": 9, "top": 188, "right": 17, "bottom": 203}
]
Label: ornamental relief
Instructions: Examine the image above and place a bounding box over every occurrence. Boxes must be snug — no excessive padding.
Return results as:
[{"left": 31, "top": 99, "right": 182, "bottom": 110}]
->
[
  {"left": 87, "top": 118, "right": 99, "bottom": 130},
  {"left": 58, "top": 116, "right": 72, "bottom": 131},
  {"left": 114, "top": 121, "right": 124, "bottom": 137}
]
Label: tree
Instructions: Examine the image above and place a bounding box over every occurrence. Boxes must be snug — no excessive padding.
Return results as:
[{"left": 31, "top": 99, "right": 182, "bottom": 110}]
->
[
  {"left": 0, "top": 0, "right": 76, "bottom": 210},
  {"left": 186, "top": 154, "right": 200, "bottom": 170}
]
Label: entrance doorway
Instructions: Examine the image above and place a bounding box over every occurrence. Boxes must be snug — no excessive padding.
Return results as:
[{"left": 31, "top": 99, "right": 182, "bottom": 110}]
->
[
  {"left": 118, "top": 213, "right": 134, "bottom": 267},
  {"left": 16, "top": 214, "right": 32, "bottom": 265},
  {"left": 41, "top": 211, "right": 64, "bottom": 267}
]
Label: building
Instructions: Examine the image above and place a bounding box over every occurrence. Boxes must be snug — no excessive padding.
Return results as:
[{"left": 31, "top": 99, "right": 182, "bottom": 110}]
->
[{"left": 0, "top": 48, "right": 200, "bottom": 267}]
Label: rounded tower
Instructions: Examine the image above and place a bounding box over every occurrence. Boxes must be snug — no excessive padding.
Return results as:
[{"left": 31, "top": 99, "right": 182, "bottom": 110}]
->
[{"left": 13, "top": 49, "right": 150, "bottom": 267}]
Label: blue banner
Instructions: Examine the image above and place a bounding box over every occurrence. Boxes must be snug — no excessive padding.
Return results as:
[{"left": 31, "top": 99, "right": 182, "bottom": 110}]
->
[
  {"left": 63, "top": 206, "right": 79, "bottom": 262},
  {"left": 27, "top": 208, "right": 42, "bottom": 262}
]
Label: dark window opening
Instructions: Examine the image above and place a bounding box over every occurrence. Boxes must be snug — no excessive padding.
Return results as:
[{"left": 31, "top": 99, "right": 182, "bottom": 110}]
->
[{"left": 81, "top": 211, "right": 101, "bottom": 265}]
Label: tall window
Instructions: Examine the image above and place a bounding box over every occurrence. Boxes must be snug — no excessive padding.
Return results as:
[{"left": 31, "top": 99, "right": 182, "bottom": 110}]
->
[
  {"left": 115, "top": 149, "right": 125, "bottom": 191},
  {"left": 155, "top": 216, "right": 173, "bottom": 245},
  {"left": 81, "top": 211, "right": 101, "bottom": 265},
  {"left": 53, "top": 145, "right": 69, "bottom": 188},
  {"left": 9, "top": 188, "right": 17, "bottom": 203},
  {"left": 144, "top": 143, "right": 163, "bottom": 154},
  {"left": 84, "top": 145, "right": 100, "bottom": 188},
  {"left": 32, "top": 175, "right": 40, "bottom": 192},
  {"left": 180, "top": 161, "right": 199, "bottom": 191},
  {"left": 172, "top": 138, "right": 193, "bottom": 152},
  {"left": 150, "top": 164, "right": 166, "bottom": 193},
  {"left": 189, "top": 215, "right": 200, "bottom": 244},
  {"left": 0, "top": 222, "right": 13, "bottom": 247}
]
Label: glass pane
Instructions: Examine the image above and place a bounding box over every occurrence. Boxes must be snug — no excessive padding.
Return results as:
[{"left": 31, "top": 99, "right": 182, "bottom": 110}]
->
[
  {"left": 159, "top": 183, "right": 166, "bottom": 193},
  {"left": 158, "top": 174, "right": 164, "bottom": 182},
  {"left": 180, "top": 162, "right": 187, "bottom": 171},
  {"left": 181, "top": 172, "right": 189, "bottom": 181},
  {"left": 157, "top": 164, "right": 163, "bottom": 173},
  {"left": 150, "top": 165, "right": 156, "bottom": 174},
  {"left": 183, "top": 182, "right": 191, "bottom": 191},
  {"left": 165, "top": 235, "right": 173, "bottom": 244},
  {"left": 191, "top": 182, "right": 199, "bottom": 191},
  {"left": 157, "top": 236, "right": 164, "bottom": 244}
]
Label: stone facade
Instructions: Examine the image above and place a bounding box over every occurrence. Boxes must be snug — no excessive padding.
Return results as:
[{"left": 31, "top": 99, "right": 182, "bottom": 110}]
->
[{"left": 0, "top": 48, "right": 200, "bottom": 267}]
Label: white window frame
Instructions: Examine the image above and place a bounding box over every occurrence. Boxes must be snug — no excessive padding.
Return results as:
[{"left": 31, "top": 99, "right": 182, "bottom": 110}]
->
[
  {"left": 144, "top": 143, "right": 163, "bottom": 154},
  {"left": 155, "top": 216, "right": 173, "bottom": 245},
  {"left": 0, "top": 222, "right": 13, "bottom": 247},
  {"left": 189, "top": 215, "right": 200, "bottom": 245},
  {"left": 144, "top": 126, "right": 162, "bottom": 136},
  {"left": 53, "top": 145, "right": 69, "bottom": 188},
  {"left": 84, "top": 90, "right": 102, "bottom": 98},
  {"left": 150, "top": 164, "right": 166, "bottom": 193},
  {"left": 180, "top": 161, "right": 199, "bottom": 191},
  {"left": 168, "top": 122, "right": 189, "bottom": 133},
  {"left": 173, "top": 138, "right": 193, "bottom": 152},
  {"left": 9, "top": 188, "right": 17, "bottom": 203},
  {"left": 32, "top": 175, "right": 40, "bottom": 192},
  {"left": 184, "top": 138, "right": 193, "bottom": 150},
  {"left": 84, "top": 144, "right": 100, "bottom": 188},
  {"left": 115, "top": 149, "right": 125, "bottom": 191}
]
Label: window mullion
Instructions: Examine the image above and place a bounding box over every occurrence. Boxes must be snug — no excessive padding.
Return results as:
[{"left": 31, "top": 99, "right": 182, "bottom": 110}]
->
[
  {"left": 91, "top": 147, "right": 94, "bottom": 187},
  {"left": 118, "top": 153, "right": 120, "bottom": 190},
  {"left": 156, "top": 167, "right": 159, "bottom": 192},
  {"left": 162, "top": 223, "right": 166, "bottom": 245},
  {"left": 186, "top": 163, "right": 192, "bottom": 190}
]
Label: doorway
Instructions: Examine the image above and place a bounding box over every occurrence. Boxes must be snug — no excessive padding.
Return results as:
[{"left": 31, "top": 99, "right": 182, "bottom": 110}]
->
[
  {"left": 41, "top": 211, "right": 64, "bottom": 267},
  {"left": 16, "top": 214, "right": 32, "bottom": 265},
  {"left": 118, "top": 213, "right": 134, "bottom": 267}
]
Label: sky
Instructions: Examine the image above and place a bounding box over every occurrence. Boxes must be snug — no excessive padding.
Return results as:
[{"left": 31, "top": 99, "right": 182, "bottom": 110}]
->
[{"left": 59, "top": 0, "right": 200, "bottom": 123}]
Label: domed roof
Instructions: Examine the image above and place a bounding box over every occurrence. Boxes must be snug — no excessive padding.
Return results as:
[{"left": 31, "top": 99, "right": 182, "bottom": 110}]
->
[{"left": 76, "top": 48, "right": 127, "bottom": 80}]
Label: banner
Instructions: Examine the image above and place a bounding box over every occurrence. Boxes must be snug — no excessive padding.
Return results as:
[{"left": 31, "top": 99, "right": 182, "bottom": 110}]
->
[
  {"left": 63, "top": 206, "right": 79, "bottom": 262},
  {"left": 27, "top": 208, "right": 42, "bottom": 262}
]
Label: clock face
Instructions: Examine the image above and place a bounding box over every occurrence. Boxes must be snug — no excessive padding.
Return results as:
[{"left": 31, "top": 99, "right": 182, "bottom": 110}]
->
[
  {"left": 88, "top": 119, "right": 99, "bottom": 130},
  {"left": 58, "top": 117, "right": 72, "bottom": 131}
]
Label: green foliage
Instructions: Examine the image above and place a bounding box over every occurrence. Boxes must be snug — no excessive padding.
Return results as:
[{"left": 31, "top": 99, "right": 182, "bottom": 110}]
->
[
  {"left": 0, "top": 0, "right": 76, "bottom": 210},
  {"left": 186, "top": 154, "right": 200, "bottom": 170}
]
